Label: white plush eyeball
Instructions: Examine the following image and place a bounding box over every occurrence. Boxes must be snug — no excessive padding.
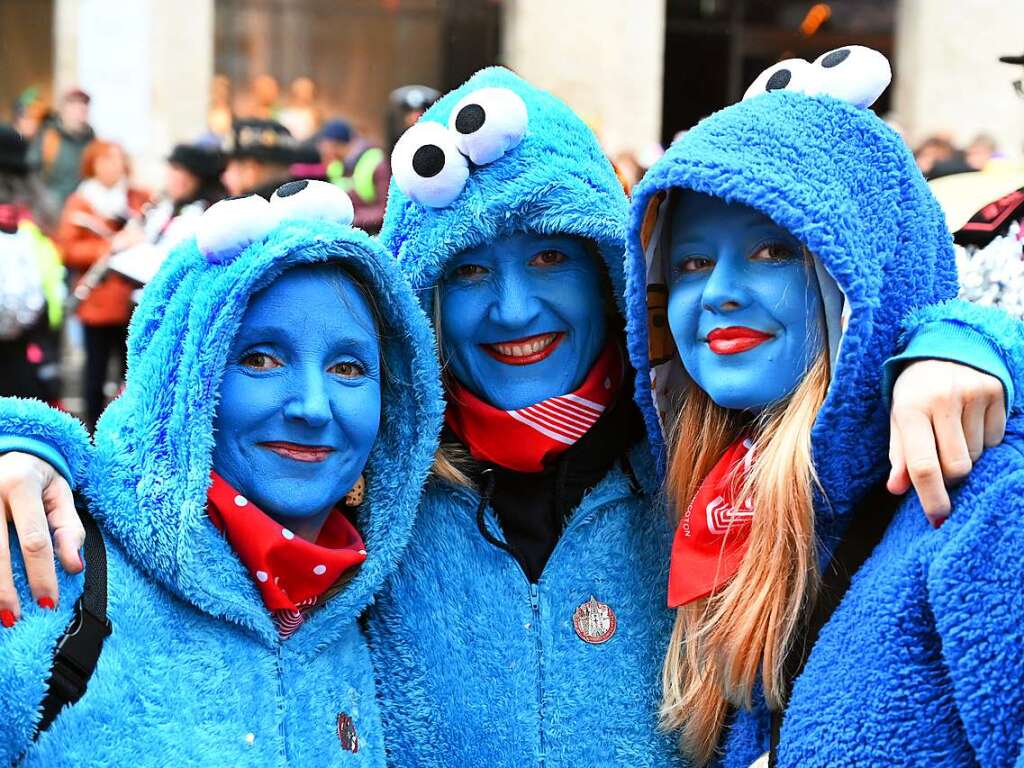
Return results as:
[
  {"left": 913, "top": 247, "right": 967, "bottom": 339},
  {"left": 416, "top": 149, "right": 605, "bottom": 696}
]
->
[
  {"left": 391, "top": 121, "right": 470, "bottom": 208},
  {"left": 270, "top": 179, "right": 354, "bottom": 226},
  {"left": 743, "top": 58, "right": 823, "bottom": 101},
  {"left": 195, "top": 194, "right": 275, "bottom": 265},
  {"left": 811, "top": 46, "right": 891, "bottom": 108},
  {"left": 446, "top": 87, "right": 528, "bottom": 166}
]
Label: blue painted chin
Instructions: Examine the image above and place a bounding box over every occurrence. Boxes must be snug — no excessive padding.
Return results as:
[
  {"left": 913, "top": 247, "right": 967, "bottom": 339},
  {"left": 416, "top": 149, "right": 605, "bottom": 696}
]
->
[
  {"left": 666, "top": 191, "right": 824, "bottom": 412},
  {"left": 439, "top": 231, "right": 609, "bottom": 411},
  {"left": 211, "top": 264, "right": 382, "bottom": 526}
]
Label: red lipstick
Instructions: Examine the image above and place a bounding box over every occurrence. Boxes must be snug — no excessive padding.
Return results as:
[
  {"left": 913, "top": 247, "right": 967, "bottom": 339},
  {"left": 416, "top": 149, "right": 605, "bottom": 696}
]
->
[
  {"left": 260, "top": 442, "right": 335, "bottom": 463},
  {"left": 706, "top": 327, "right": 774, "bottom": 355},
  {"left": 481, "top": 332, "right": 564, "bottom": 365}
]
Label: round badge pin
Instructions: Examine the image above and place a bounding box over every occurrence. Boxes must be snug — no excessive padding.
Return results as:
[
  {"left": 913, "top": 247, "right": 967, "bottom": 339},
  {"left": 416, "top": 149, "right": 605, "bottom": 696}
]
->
[{"left": 573, "top": 595, "right": 617, "bottom": 644}]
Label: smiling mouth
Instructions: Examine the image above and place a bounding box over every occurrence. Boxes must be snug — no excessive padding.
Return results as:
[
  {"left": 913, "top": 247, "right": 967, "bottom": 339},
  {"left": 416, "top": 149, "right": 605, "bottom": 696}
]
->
[
  {"left": 259, "top": 442, "right": 335, "bottom": 463},
  {"left": 706, "top": 327, "right": 775, "bottom": 355},
  {"left": 481, "top": 332, "right": 565, "bottom": 365}
]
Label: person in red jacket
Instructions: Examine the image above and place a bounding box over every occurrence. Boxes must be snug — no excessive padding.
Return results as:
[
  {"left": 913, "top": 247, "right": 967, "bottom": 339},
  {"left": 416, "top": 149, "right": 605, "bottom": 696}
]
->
[{"left": 56, "top": 139, "right": 149, "bottom": 428}]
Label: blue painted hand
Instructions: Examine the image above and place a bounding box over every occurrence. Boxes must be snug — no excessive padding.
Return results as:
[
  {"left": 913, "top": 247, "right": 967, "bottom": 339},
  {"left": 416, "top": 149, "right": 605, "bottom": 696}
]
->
[
  {"left": 438, "top": 231, "right": 609, "bottom": 410},
  {"left": 667, "top": 192, "right": 824, "bottom": 411},
  {"left": 211, "top": 264, "right": 382, "bottom": 530}
]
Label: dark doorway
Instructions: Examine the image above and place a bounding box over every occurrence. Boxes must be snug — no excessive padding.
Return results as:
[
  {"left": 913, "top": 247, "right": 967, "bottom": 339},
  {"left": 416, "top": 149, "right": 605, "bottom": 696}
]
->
[{"left": 662, "top": 0, "right": 895, "bottom": 145}]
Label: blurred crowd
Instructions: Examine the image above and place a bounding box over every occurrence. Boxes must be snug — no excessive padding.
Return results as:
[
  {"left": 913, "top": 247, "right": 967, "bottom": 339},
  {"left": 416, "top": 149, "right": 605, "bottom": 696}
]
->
[
  {"left": 1, "top": 76, "right": 444, "bottom": 428},
  {"left": 5, "top": 68, "right": 1022, "bottom": 428}
]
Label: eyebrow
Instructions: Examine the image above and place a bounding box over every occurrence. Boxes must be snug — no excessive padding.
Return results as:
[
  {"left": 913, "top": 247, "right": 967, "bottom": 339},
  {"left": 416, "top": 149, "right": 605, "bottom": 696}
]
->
[{"left": 233, "top": 326, "right": 377, "bottom": 350}]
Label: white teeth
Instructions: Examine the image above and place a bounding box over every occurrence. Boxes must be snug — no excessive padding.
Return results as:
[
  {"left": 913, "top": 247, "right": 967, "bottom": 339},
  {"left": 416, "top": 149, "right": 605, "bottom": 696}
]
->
[{"left": 491, "top": 334, "right": 557, "bottom": 358}]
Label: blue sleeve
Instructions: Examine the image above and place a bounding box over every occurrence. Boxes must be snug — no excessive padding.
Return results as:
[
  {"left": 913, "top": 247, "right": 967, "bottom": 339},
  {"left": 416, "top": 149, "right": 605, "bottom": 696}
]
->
[
  {"left": 0, "top": 398, "right": 91, "bottom": 487},
  {"left": 0, "top": 521, "right": 84, "bottom": 764},
  {"left": 884, "top": 300, "right": 1024, "bottom": 414},
  {"left": 928, "top": 464, "right": 1024, "bottom": 765}
]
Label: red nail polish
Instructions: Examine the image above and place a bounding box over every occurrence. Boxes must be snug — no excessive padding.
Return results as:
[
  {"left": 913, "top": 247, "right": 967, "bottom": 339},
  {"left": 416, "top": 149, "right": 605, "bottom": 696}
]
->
[
  {"left": 0, "top": 610, "right": 15, "bottom": 628},
  {"left": 37, "top": 596, "right": 55, "bottom": 610}
]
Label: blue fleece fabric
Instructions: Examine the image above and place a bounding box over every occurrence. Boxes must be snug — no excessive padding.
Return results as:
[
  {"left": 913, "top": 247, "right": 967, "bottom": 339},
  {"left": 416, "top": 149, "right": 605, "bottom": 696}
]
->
[
  {"left": 0, "top": 219, "right": 443, "bottom": 766},
  {"left": 375, "top": 67, "right": 685, "bottom": 766},
  {"left": 626, "top": 91, "right": 1024, "bottom": 766}
]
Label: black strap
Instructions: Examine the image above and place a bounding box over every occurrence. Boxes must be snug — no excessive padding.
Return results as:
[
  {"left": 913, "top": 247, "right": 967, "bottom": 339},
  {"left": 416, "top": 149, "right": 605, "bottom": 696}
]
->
[
  {"left": 767, "top": 482, "right": 900, "bottom": 766},
  {"left": 33, "top": 496, "right": 111, "bottom": 739}
]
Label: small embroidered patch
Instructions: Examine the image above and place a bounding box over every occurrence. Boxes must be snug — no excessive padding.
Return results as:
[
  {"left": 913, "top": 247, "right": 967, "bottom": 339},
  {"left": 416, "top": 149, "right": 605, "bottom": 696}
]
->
[
  {"left": 337, "top": 712, "right": 359, "bottom": 753},
  {"left": 573, "top": 595, "right": 617, "bottom": 644}
]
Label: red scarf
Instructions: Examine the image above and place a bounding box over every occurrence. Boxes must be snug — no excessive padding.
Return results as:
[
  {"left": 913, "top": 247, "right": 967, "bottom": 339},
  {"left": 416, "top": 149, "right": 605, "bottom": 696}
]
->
[
  {"left": 207, "top": 472, "right": 367, "bottom": 637},
  {"left": 445, "top": 343, "right": 624, "bottom": 473},
  {"left": 667, "top": 437, "right": 755, "bottom": 607}
]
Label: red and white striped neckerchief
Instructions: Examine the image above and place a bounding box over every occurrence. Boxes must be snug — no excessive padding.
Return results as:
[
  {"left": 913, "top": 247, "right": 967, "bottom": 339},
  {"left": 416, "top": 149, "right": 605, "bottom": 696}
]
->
[
  {"left": 444, "top": 343, "right": 624, "bottom": 473},
  {"left": 667, "top": 436, "right": 755, "bottom": 608},
  {"left": 206, "top": 472, "right": 367, "bottom": 640}
]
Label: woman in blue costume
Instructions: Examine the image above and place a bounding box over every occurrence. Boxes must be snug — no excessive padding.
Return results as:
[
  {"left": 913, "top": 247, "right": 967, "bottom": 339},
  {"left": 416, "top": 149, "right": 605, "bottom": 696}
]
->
[
  {"left": 0, "top": 68, "right": 1017, "bottom": 767},
  {"left": 372, "top": 68, "right": 1010, "bottom": 765},
  {"left": 0, "top": 181, "right": 442, "bottom": 765},
  {"left": 626, "top": 48, "right": 1024, "bottom": 766}
]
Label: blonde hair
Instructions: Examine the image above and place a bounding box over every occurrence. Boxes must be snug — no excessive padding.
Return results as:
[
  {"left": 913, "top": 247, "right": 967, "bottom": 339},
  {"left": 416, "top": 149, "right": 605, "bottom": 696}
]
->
[{"left": 660, "top": 352, "right": 831, "bottom": 765}]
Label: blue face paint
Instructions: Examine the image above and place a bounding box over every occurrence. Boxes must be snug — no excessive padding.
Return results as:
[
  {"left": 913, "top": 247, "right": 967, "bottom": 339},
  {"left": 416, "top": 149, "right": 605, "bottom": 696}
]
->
[
  {"left": 212, "top": 265, "right": 382, "bottom": 528},
  {"left": 666, "top": 192, "right": 823, "bottom": 412},
  {"left": 438, "top": 231, "right": 608, "bottom": 411}
]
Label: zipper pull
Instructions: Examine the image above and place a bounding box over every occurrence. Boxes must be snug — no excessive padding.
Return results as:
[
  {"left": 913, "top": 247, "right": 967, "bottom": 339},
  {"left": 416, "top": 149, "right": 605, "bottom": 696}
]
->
[{"left": 529, "top": 583, "right": 540, "bottom": 613}]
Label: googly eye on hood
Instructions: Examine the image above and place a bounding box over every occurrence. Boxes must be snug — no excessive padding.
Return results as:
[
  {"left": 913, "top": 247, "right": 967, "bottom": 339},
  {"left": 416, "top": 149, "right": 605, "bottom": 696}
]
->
[
  {"left": 85, "top": 182, "right": 443, "bottom": 644},
  {"left": 381, "top": 67, "right": 630, "bottom": 316}
]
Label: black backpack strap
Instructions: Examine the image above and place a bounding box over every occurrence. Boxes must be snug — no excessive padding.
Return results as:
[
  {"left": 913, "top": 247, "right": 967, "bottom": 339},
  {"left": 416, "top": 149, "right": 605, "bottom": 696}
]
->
[
  {"left": 767, "top": 481, "right": 901, "bottom": 767},
  {"left": 33, "top": 495, "right": 111, "bottom": 739}
]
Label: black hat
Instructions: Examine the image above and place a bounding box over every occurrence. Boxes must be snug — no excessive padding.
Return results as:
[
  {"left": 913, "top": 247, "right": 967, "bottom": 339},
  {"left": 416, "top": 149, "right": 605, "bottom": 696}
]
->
[
  {"left": 223, "top": 118, "right": 303, "bottom": 165},
  {"left": 999, "top": 51, "right": 1024, "bottom": 65},
  {"left": 0, "top": 124, "right": 29, "bottom": 176},
  {"left": 167, "top": 143, "right": 226, "bottom": 181}
]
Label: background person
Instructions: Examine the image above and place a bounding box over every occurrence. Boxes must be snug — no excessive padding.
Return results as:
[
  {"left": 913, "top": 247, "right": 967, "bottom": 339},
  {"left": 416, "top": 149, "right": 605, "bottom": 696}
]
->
[
  {"left": 105, "top": 142, "right": 226, "bottom": 292},
  {"left": 317, "top": 118, "right": 389, "bottom": 234},
  {"left": 56, "top": 139, "right": 149, "bottom": 429},
  {"left": 0, "top": 124, "right": 66, "bottom": 403},
  {"left": 27, "top": 88, "right": 95, "bottom": 212},
  {"left": 221, "top": 118, "right": 303, "bottom": 199}
]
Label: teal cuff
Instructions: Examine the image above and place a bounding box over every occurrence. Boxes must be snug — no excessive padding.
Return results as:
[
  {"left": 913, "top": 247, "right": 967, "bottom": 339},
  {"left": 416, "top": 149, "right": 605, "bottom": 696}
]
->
[
  {"left": 883, "top": 320, "right": 1014, "bottom": 410},
  {"left": 0, "top": 435, "right": 74, "bottom": 485},
  {"left": 0, "top": 398, "right": 90, "bottom": 487}
]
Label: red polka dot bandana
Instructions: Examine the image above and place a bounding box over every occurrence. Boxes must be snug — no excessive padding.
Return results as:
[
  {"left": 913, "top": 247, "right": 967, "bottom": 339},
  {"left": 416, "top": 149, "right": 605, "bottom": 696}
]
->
[{"left": 206, "top": 472, "right": 367, "bottom": 618}]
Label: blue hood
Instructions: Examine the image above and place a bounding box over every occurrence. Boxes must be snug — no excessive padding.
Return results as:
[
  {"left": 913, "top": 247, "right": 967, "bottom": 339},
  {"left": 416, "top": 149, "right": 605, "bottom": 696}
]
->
[
  {"left": 380, "top": 67, "right": 630, "bottom": 310},
  {"left": 84, "top": 220, "right": 443, "bottom": 646},
  {"left": 625, "top": 92, "right": 957, "bottom": 515}
]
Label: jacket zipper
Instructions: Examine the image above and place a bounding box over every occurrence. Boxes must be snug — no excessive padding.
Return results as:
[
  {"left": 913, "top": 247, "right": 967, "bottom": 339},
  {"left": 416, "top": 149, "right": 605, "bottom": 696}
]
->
[
  {"left": 528, "top": 581, "right": 545, "bottom": 766},
  {"left": 275, "top": 644, "right": 291, "bottom": 764},
  {"left": 474, "top": 482, "right": 634, "bottom": 767}
]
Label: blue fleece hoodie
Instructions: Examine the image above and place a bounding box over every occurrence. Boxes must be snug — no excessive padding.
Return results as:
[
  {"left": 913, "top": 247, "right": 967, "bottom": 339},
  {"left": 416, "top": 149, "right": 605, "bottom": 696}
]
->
[
  {"left": 0, "top": 218, "right": 443, "bottom": 766},
  {"left": 626, "top": 90, "right": 1024, "bottom": 767},
  {"left": 373, "top": 67, "right": 685, "bottom": 767}
]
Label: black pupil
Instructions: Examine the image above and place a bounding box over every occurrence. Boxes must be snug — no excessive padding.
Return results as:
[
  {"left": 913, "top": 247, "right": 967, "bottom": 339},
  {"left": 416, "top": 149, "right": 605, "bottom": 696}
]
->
[
  {"left": 275, "top": 180, "right": 308, "bottom": 197},
  {"left": 455, "top": 104, "right": 486, "bottom": 134},
  {"left": 766, "top": 69, "right": 792, "bottom": 91},
  {"left": 412, "top": 144, "right": 446, "bottom": 178},
  {"left": 821, "top": 48, "right": 851, "bottom": 68}
]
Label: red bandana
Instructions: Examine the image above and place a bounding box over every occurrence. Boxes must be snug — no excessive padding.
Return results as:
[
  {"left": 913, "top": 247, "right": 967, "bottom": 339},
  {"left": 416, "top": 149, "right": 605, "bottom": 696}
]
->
[
  {"left": 667, "top": 437, "right": 755, "bottom": 608},
  {"left": 207, "top": 472, "right": 366, "bottom": 637},
  {"left": 444, "top": 343, "right": 624, "bottom": 473}
]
